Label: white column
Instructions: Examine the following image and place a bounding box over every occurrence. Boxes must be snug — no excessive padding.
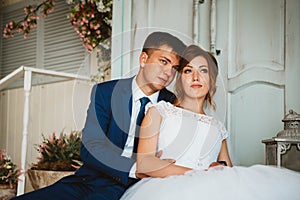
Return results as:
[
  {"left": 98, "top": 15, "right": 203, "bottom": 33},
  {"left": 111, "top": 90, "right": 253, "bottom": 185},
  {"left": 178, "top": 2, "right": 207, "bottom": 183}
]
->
[
  {"left": 111, "top": 0, "right": 132, "bottom": 79},
  {"left": 17, "top": 70, "right": 32, "bottom": 195},
  {"left": 192, "top": 0, "right": 199, "bottom": 43},
  {"left": 210, "top": 0, "right": 217, "bottom": 54}
]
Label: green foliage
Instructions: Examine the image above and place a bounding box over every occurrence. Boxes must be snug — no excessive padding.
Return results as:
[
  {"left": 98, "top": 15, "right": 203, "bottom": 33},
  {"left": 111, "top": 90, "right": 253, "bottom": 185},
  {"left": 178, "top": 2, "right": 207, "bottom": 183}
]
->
[
  {"left": 0, "top": 149, "right": 21, "bottom": 188},
  {"left": 32, "top": 130, "right": 82, "bottom": 171}
]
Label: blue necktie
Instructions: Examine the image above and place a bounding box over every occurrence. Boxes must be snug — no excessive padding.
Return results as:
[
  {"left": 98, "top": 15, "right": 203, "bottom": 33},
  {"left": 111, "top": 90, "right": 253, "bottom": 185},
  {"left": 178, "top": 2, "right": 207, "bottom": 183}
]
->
[{"left": 133, "top": 97, "right": 150, "bottom": 158}]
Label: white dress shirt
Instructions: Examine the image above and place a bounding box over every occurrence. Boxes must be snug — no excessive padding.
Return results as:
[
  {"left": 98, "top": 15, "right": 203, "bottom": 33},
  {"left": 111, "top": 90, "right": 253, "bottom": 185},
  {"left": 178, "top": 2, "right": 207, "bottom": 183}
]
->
[{"left": 121, "top": 77, "right": 159, "bottom": 178}]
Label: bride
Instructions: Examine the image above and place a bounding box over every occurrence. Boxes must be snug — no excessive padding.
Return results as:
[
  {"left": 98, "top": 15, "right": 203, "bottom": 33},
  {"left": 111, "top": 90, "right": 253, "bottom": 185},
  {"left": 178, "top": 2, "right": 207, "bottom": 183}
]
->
[{"left": 121, "top": 45, "right": 300, "bottom": 200}]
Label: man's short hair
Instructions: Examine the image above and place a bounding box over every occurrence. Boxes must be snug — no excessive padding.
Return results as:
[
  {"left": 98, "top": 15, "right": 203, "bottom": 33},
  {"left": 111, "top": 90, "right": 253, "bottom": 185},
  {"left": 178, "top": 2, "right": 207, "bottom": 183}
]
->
[{"left": 142, "top": 32, "right": 186, "bottom": 57}]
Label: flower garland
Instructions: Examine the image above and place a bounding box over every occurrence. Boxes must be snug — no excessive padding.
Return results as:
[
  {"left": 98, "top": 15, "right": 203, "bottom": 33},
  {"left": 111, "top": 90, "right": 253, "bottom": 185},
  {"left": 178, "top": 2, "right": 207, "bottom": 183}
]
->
[
  {"left": 2, "top": 0, "right": 112, "bottom": 53},
  {"left": 69, "top": 0, "right": 112, "bottom": 52},
  {"left": 3, "top": 0, "right": 56, "bottom": 39}
]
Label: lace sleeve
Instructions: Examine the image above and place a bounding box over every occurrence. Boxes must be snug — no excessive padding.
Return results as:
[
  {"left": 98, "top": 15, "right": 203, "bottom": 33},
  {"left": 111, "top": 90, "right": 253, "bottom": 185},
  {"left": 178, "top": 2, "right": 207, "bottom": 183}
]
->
[
  {"left": 151, "top": 101, "right": 178, "bottom": 118},
  {"left": 210, "top": 118, "right": 229, "bottom": 140},
  {"left": 218, "top": 121, "right": 229, "bottom": 140}
]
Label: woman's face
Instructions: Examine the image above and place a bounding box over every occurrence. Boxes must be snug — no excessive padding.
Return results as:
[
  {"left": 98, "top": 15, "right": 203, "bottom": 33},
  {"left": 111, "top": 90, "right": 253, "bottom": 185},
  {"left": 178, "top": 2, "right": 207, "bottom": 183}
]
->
[{"left": 181, "top": 56, "right": 210, "bottom": 100}]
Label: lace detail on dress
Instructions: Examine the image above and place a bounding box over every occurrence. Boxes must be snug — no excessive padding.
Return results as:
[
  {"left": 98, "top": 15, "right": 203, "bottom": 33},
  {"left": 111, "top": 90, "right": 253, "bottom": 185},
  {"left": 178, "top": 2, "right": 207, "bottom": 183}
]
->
[
  {"left": 154, "top": 101, "right": 182, "bottom": 118},
  {"left": 154, "top": 101, "right": 228, "bottom": 139},
  {"left": 154, "top": 101, "right": 213, "bottom": 125},
  {"left": 210, "top": 118, "right": 229, "bottom": 140}
]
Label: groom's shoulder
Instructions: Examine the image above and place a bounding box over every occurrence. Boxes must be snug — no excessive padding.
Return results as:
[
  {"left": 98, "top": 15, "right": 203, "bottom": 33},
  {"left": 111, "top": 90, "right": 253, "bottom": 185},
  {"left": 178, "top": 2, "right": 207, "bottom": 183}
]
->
[
  {"left": 159, "top": 88, "right": 176, "bottom": 103},
  {"left": 95, "top": 77, "right": 133, "bottom": 90}
]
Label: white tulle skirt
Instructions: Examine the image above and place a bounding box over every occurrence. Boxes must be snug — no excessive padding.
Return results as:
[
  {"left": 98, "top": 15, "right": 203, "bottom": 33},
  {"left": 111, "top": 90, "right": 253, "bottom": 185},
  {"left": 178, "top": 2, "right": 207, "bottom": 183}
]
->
[{"left": 120, "top": 165, "right": 300, "bottom": 200}]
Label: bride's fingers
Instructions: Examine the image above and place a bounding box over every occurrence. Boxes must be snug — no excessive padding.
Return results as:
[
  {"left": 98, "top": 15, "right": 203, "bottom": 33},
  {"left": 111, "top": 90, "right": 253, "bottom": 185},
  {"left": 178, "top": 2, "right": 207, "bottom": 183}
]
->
[
  {"left": 155, "top": 150, "right": 163, "bottom": 158},
  {"left": 155, "top": 150, "right": 175, "bottom": 163},
  {"left": 209, "top": 162, "right": 220, "bottom": 168},
  {"left": 135, "top": 172, "right": 149, "bottom": 179},
  {"left": 163, "top": 158, "right": 176, "bottom": 164}
]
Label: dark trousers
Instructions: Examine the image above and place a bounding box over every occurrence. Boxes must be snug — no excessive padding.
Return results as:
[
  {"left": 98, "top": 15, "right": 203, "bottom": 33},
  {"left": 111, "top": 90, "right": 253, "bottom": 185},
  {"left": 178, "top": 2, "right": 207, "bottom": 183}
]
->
[{"left": 12, "top": 175, "right": 126, "bottom": 200}]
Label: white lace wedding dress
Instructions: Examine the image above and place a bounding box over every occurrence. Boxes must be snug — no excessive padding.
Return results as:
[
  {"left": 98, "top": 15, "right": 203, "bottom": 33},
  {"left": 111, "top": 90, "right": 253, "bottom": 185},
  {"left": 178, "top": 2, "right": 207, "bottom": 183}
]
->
[{"left": 121, "top": 101, "right": 300, "bottom": 200}]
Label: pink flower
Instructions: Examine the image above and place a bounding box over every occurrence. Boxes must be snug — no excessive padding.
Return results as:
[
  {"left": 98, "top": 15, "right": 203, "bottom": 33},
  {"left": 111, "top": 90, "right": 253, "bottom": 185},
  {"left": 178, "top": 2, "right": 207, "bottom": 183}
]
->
[
  {"left": 24, "top": 7, "right": 29, "bottom": 14},
  {"left": 3, "top": 0, "right": 112, "bottom": 51},
  {"left": 30, "top": 24, "right": 37, "bottom": 29},
  {"left": 49, "top": 132, "right": 56, "bottom": 143},
  {"left": 0, "top": 149, "right": 5, "bottom": 160}
]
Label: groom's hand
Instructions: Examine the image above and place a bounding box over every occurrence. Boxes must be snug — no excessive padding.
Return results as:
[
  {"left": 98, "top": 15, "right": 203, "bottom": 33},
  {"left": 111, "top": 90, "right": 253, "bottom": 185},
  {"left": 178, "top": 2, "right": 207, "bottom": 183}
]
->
[
  {"left": 135, "top": 172, "right": 149, "bottom": 179},
  {"left": 156, "top": 150, "right": 176, "bottom": 164}
]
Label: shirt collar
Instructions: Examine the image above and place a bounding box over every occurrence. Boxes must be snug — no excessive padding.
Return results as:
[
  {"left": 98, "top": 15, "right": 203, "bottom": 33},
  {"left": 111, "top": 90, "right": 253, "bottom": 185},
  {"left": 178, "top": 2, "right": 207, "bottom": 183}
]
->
[{"left": 132, "top": 76, "right": 159, "bottom": 103}]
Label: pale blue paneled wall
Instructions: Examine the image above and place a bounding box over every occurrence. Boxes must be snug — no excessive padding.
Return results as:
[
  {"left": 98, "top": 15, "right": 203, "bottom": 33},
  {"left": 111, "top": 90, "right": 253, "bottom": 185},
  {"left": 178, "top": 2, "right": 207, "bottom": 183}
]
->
[
  {"left": 111, "top": 0, "right": 195, "bottom": 79},
  {"left": 111, "top": 0, "right": 300, "bottom": 166}
]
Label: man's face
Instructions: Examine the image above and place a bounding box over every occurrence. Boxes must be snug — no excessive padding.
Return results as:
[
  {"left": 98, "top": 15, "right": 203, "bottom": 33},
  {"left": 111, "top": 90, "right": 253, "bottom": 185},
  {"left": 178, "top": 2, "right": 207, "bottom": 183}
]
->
[{"left": 138, "top": 45, "right": 179, "bottom": 94}]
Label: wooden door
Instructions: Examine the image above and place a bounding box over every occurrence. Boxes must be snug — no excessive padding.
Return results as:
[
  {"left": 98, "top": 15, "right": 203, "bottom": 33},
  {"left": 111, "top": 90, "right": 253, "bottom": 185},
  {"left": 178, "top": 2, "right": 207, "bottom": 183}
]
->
[{"left": 218, "top": 0, "right": 300, "bottom": 165}]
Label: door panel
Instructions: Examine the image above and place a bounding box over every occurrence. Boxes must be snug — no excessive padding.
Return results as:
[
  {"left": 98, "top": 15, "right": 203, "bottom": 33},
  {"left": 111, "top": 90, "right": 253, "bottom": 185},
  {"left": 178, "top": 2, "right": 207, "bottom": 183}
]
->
[
  {"left": 230, "top": 84, "right": 284, "bottom": 165},
  {"left": 227, "top": 0, "right": 286, "bottom": 165}
]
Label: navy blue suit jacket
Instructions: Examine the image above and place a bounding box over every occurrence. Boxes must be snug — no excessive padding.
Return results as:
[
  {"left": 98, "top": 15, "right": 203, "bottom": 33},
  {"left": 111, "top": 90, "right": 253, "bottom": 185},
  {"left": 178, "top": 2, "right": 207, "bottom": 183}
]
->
[
  {"left": 13, "top": 77, "right": 176, "bottom": 200},
  {"left": 72, "top": 77, "right": 176, "bottom": 190}
]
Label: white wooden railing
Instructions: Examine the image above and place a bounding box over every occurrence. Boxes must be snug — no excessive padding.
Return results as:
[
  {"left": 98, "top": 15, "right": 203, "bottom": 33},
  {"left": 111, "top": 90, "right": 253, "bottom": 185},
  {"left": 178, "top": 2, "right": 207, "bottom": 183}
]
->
[{"left": 0, "top": 66, "right": 90, "bottom": 195}]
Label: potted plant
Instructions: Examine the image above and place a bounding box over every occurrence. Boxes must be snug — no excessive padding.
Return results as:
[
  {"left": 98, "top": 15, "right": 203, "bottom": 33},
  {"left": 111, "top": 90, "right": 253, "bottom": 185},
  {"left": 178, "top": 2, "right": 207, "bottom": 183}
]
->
[
  {"left": 27, "top": 130, "right": 82, "bottom": 190},
  {"left": 0, "top": 149, "right": 21, "bottom": 199}
]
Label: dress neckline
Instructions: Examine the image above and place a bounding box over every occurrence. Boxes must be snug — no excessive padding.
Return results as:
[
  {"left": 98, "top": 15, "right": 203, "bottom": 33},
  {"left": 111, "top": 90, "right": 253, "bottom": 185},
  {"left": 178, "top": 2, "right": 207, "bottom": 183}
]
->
[{"left": 166, "top": 102, "right": 211, "bottom": 118}]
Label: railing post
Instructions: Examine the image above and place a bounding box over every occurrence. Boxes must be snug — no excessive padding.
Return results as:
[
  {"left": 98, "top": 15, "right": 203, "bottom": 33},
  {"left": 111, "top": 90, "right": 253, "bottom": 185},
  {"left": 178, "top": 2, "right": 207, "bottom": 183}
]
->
[
  {"left": 0, "top": 66, "right": 89, "bottom": 195},
  {"left": 17, "top": 70, "right": 32, "bottom": 195}
]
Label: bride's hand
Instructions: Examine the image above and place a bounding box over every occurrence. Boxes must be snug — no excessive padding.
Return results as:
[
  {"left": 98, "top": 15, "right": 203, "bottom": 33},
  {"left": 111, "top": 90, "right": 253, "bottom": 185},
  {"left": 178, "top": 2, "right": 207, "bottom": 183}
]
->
[
  {"left": 156, "top": 150, "right": 176, "bottom": 164},
  {"left": 135, "top": 172, "right": 149, "bottom": 179},
  {"left": 209, "top": 162, "right": 224, "bottom": 168},
  {"left": 155, "top": 150, "right": 163, "bottom": 158}
]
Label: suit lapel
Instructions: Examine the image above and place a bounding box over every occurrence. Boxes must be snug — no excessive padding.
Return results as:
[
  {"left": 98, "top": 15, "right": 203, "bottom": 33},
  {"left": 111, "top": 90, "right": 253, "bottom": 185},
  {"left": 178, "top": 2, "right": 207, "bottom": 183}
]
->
[
  {"left": 111, "top": 77, "right": 134, "bottom": 147},
  {"left": 111, "top": 79, "right": 175, "bottom": 148}
]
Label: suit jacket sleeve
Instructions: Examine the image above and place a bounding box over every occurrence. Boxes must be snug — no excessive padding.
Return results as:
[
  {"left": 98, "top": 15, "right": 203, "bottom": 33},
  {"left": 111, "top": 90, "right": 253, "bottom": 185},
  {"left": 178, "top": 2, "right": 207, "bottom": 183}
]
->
[{"left": 80, "top": 82, "right": 135, "bottom": 186}]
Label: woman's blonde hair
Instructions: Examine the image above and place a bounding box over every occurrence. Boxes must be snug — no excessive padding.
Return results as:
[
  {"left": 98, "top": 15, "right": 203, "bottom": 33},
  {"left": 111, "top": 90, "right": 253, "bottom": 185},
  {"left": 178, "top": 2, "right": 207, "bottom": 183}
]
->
[{"left": 174, "top": 45, "right": 219, "bottom": 110}]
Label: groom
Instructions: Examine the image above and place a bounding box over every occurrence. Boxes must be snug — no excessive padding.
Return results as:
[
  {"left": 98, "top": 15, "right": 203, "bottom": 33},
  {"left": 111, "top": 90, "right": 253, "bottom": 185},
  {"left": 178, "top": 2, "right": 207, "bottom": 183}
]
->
[{"left": 14, "top": 31, "right": 186, "bottom": 199}]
